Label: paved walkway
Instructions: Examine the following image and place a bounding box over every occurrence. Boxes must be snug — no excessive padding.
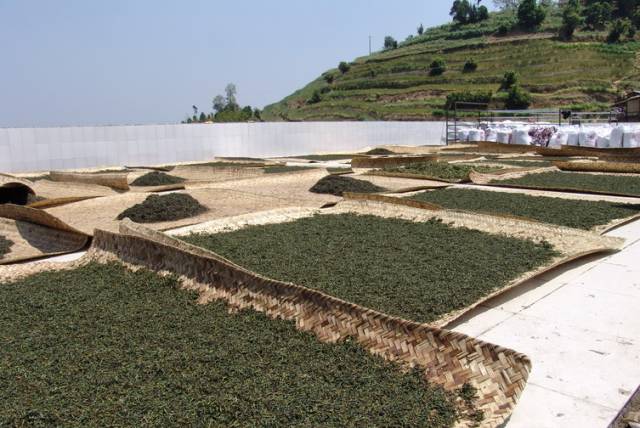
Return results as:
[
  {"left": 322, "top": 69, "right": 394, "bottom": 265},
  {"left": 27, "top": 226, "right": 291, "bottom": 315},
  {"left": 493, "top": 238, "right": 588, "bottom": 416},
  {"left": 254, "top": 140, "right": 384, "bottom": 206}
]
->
[{"left": 450, "top": 220, "right": 640, "bottom": 427}]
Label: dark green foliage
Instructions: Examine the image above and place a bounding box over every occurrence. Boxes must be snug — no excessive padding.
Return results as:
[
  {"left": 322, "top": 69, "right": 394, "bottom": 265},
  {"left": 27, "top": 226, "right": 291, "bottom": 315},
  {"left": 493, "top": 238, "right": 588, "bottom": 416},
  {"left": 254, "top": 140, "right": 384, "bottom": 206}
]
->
[
  {"left": 500, "top": 70, "right": 519, "bottom": 91},
  {"left": 183, "top": 214, "right": 557, "bottom": 323},
  {"left": 0, "top": 262, "right": 472, "bottom": 427},
  {"left": 450, "top": 0, "right": 489, "bottom": 24},
  {"left": 0, "top": 235, "right": 14, "bottom": 257},
  {"left": 505, "top": 85, "right": 533, "bottom": 109},
  {"left": 338, "top": 61, "right": 351, "bottom": 74},
  {"left": 384, "top": 36, "right": 399, "bottom": 50},
  {"left": 584, "top": 1, "right": 614, "bottom": 30},
  {"left": 607, "top": 19, "right": 632, "bottom": 43},
  {"left": 408, "top": 188, "right": 640, "bottom": 230},
  {"left": 367, "top": 147, "right": 395, "bottom": 155},
  {"left": 495, "top": 171, "right": 640, "bottom": 197},
  {"left": 130, "top": 172, "right": 185, "bottom": 187},
  {"left": 463, "top": 58, "right": 478, "bottom": 72},
  {"left": 385, "top": 161, "right": 501, "bottom": 181},
  {"left": 309, "top": 175, "right": 386, "bottom": 196},
  {"left": 307, "top": 90, "right": 322, "bottom": 105},
  {"left": 445, "top": 91, "right": 492, "bottom": 109},
  {"left": 417, "top": 23, "right": 425, "bottom": 35},
  {"left": 517, "top": 0, "right": 547, "bottom": 30},
  {"left": 116, "top": 193, "right": 207, "bottom": 223},
  {"left": 429, "top": 58, "right": 447, "bottom": 76},
  {"left": 323, "top": 72, "right": 335, "bottom": 84},
  {"left": 560, "top": 0, "right": 584, "bottom": 40}
]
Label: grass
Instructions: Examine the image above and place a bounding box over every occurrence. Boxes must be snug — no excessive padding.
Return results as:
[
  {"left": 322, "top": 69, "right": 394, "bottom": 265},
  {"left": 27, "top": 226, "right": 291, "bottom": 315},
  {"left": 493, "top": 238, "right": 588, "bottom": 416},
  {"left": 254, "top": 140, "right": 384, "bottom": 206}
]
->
[
  {"left": 494, "top": 171, "right": 640, "bottom": 197},
  {"left": 310, "top": 175, "right": 386, "bottom": 196},
  {"left": 130, "top": 172, "right": 185, "bottom": 187},
  {"left": 0, "top": 262, "right": 479, "bottom": 427},
  {"left": 263, "top": 165, "right": 316, "bottom": 174},
  {"left": 182, "top": 214, "right": 558, "bottom": 324},
  {"left": 384, "top": 161, "right": 501, "bottom": 181},
  {"left": 409, "top": 188, "right": 640, "bottom": 230},
  {"left": 0, "top": 235, "right": 14, "bottom": 257},
  {"left": 116, "top": 193, "right": 207, "bottom": 223}
]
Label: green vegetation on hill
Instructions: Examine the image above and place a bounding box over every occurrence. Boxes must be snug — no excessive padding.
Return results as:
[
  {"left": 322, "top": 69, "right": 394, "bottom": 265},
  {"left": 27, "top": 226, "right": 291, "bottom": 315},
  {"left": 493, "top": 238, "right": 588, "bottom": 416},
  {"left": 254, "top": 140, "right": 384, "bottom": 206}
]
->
[
  {"left": 0, "top": 262, "right": 475, "bottom": 427},
  {"left": 263, "top": 3, "right": 640, "bottom": 121}
]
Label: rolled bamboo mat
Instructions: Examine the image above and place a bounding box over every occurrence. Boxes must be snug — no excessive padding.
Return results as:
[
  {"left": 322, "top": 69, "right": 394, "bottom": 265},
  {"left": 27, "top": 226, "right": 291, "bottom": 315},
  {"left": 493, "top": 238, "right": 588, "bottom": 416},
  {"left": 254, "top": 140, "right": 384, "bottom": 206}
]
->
[
  {"left": 90, "top": 220, "right": 533, "bottom": 427},
  {"left": 49, "top": 171, "right": 130, "bottom": 191},
  {"left": 555, "top": 161, "right": 640, "bottom": 174},
  {"left": 0, "top": 204, "right": 89, "bottom": 264},
  {"left": 30, "top": 179, "right": 118, "bottom": 199}
]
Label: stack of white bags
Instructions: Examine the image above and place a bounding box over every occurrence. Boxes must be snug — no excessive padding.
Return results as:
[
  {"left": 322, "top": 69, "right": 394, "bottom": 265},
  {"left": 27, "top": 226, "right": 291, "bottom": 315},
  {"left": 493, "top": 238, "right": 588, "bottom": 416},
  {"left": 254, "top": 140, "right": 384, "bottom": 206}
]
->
[{"left": 456, "top": 121, "right": 640, "bottom": 148}]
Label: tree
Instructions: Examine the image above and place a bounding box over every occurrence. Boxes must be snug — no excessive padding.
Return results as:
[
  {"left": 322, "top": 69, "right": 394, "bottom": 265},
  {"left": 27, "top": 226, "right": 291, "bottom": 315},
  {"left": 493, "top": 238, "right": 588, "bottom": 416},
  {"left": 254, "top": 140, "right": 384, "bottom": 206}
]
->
[
  {"left": 584, "top": 1, "right": 614, "bottom": 30},
  {"left": 213, "top": 95, "right": 226, "bottom": 113},
  {"left": 253, "top": 108, "right": 262, "bottom": 121},
  {"left": 338, "top": 61, "right": 350, "bottom": 74},
  {"left": 450, "top": 0, "right": 472, "bottom": 24},
  {"left": 307, "top": 90, "right": 322, "bottom": 104},
  {"left": 198, "top": 112, "right": 207, "bottom": 122},
  {"left": 429, "top": 58, "right": 447, "bottom": 76},
  {"left": 616, "top": 0, "right": 640, "bottom": 18},
  {"left": 478, "top": 5, "right": 490, "bottom": 21},
  {"left": 225, "top": 83, "right": 238, "bottom": 110},
  {"left": 384, "top": 36, "right": 398, "bottom": 50},
  {"left": 417, "top": 23, "right": 424, "bottom": 35},
  {"left": 517, "top": 0, "right": 547, "bottom": 30},
  {"left": 607, "top": 18, "right": 631, "bottom": 43},
  {"left": 192, "top": 105, "right": 198, "bottom": 116},
  {"left": 633, "top": 6, "right": 640, "bottom": 27},
  {"left": 560, "top": 0, "right": 583, "bottom": 40},
  {"left": 492, "top": 0, "right": 519, "bottom": 11},
  {"left": 505, "top": 86, "right": 532, "bottom": 109},
  {"left": 500, "top": 70, "right": 519, "bottom": 91},
  {"left": 463, "top": 58, "right": 478, "bottom": 72}
]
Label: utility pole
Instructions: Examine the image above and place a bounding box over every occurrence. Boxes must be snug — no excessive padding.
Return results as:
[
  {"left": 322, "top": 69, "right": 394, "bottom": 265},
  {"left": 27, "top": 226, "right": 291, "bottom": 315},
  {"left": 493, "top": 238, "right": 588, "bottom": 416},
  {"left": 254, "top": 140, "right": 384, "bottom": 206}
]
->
[{"left": 369, "top": 35, "right": 372, "bottom": 55}]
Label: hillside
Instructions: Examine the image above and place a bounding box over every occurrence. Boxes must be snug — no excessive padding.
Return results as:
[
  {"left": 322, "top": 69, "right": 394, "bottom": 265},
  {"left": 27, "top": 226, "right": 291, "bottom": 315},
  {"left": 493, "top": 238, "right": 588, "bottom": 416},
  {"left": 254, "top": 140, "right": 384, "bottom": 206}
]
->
[{"left": 262, "top": 9, "right": 640, "bottom": 121}]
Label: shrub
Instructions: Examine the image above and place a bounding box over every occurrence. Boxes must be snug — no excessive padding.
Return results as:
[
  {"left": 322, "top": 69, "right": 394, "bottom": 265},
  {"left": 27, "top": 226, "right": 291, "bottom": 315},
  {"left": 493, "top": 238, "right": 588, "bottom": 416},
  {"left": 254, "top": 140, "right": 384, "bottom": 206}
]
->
[
  {"left": 383, "top": 36, "right": 398, "bottom": 50},
  {"left": 560, "top": 0, "right": 583, "bottom": 40},
  {"left": 429, "top": 58, "right": 447, "bottom": 76},
  {"left": 500, "top": 70, "right": 519, "bottom": 91},
  {"left": 445, "top": 91, "right": 492, "bottom": 110},
  {"left": 584, "top": 1, "right": 614, "bottom": 30},
  {"left": 338, "top": 61, "right": 350, "bottom": 74},
  {"left": 496, "top": 19, "right": 515, "bottom": 36},
  {"left": 607, "top": 19, "right": 631, "bottom": 43},
  {"left": 505, "top": 85, "right": 532, "bottom": 110},
  {"left": 323, "top": 73, "right": 334, "bottom": 84},
  {"left": 517, "top": 0, "right": 547, "bottom": 30},
  {"left": 307, "top": 90, "right": 322, "bottom": 105},
  {"left": 462, "top": 58, "right": 478, "bottom": 73},
  {"left": 417, "top": 23, "right": 424, "bottom": 35}
]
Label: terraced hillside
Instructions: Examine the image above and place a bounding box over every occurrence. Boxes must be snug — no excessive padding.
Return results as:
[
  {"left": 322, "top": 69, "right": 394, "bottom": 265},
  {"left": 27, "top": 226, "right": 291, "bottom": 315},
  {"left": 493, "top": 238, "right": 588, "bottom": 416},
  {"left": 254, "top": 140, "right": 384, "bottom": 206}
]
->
[{"left": 263, "top": 10, "right": 640, "bottom": 121}]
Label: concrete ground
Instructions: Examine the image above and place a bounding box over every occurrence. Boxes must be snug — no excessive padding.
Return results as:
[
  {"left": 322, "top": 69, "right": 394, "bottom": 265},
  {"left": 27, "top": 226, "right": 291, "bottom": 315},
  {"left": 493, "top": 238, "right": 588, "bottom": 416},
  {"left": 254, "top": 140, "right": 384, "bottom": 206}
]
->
[{"left": 449, "top": 219, "right": 640, "bottom": 427}]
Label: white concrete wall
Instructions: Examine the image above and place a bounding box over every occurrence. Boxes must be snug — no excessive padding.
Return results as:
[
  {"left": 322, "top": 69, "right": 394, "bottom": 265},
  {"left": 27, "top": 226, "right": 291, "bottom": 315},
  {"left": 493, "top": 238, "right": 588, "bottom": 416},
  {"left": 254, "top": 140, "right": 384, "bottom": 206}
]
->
[{"left": 0, "top": 121, "right": 446, "bottom": 173}]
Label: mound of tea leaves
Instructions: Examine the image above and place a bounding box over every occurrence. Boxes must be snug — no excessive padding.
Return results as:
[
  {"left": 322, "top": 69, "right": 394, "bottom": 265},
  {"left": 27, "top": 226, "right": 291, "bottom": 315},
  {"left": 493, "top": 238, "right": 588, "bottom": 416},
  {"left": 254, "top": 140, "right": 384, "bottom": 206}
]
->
[
  {"left": 117, "top": 193, "right": 207, "bottom": 223},
  {"left": 367, "top": 148, "right": 395, "bottom": 155},
  {"left": 384, "top": 161, "right": 500, "bottom": 182},
  {"left": 0, "top": 234, "right": 14, "bottom": 257},
  {"left": 130, "top": 172, "right": 185, "bottom": 187},
  {"left": 310, "top": 175, "right": 386, "bottom": 196}
]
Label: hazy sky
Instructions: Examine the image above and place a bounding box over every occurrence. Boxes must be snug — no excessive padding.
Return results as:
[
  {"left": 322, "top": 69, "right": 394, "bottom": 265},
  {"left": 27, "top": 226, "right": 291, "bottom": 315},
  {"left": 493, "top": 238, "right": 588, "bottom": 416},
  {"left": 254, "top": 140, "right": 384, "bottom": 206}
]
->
[{"left": 0, "top": 0, "right": 489, "bottom": 127}]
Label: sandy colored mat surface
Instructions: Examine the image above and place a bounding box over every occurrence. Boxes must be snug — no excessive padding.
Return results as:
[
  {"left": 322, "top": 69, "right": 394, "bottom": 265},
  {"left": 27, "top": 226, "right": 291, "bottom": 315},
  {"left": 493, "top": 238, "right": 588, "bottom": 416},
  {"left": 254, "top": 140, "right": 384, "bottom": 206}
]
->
[
  {"left": 170, "top": 165, "right": 266, "bottom": 182},
  {"left": 30, "top": 179, "right": 118, "bottom": 199},
  {"left": 49, "top": 171, "right": 130, "bottom": 191},
  {"left": 46, "top": 176, "right": 338, "bottom": 236},
  {"left": 0, "top": 205, "right": 89, "bottom": 265}
]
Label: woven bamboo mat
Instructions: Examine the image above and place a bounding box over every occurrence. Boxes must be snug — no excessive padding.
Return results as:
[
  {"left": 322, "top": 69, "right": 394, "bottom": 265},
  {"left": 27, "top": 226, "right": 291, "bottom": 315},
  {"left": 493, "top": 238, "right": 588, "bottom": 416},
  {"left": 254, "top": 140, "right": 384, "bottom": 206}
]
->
[
  {"left": 555, "top": 161, "right": 640, "bottom": 174},
  {"left": 469, "top": 167, "right": 558, "bottom": 185},
  {"left": 49, "top": 171, "right": 130, "bottom": 191},
  {"left": 353, "top": 174, "right": 453, "bottom": 193},
  {"left": 351, "top": 155, "right": 437, "bottom": 168},
  {"left": 0, "top": 205, "right": 89, "bottom": 265},
  {"left": 30, "top": 179, "right": 118, "bottom": 199},
  {"left": 171, "top": 165, "right": 266, "bottom": 183},
  {"left": 84, "top": 220, "right": 533, "bottom": 427}
]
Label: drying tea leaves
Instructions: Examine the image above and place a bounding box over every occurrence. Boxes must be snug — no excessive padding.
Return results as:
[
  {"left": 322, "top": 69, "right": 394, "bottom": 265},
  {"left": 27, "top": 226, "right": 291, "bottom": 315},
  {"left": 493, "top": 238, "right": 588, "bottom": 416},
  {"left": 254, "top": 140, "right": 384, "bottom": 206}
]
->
[
  {"left": 116, "top": 193, "right": 207, "bottom": 223},
  {"left": 367, "top": 148, "right": 395, "bottom": 155},
  {"left": 384, "top": 161, "right": 501, "bottom": 181},
  {"left": 494, "top": 171, "right": 640, "bottom": 197},
  {"left": 263, "top": 165, "right": 316, "bottom": 174},
  {"left": 130, "top": 172, "right": 185, "bottom": 187},
  {"left": 0, "top": 262, "right": 473, "bottom": 427},
  {"left": 0, "top": 235, "right": 14, "bottom": 257},
  {"left": 183, "top": 214, "right": 557, "bottom": 323},
  {"left": 310, "top": 175, "right": 386, "bottom": 196},
  {"left": 409, "top": 188, "right": 640, "bottom": 230}
]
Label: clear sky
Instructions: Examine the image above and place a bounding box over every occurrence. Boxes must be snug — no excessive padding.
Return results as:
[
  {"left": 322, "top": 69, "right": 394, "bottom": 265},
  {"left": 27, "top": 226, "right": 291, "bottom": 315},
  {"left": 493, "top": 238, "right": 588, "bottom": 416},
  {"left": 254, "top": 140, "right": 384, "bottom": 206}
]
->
[{"left": 0, "top": 0, "right": 486, "bottom": 127}]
